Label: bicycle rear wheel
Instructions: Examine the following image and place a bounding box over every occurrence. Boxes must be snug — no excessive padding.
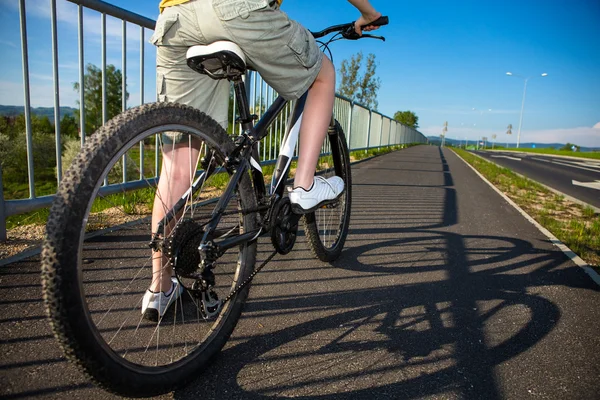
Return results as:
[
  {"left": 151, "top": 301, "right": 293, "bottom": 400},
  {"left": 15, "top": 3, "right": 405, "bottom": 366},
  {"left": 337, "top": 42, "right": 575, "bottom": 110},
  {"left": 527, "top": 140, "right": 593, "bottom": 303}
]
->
[
  {"left": 303, "top": 120, "right": 352, "bottom": 261},
  {"left": 41, "top": 103, "right": 257, "bottom": 397}
]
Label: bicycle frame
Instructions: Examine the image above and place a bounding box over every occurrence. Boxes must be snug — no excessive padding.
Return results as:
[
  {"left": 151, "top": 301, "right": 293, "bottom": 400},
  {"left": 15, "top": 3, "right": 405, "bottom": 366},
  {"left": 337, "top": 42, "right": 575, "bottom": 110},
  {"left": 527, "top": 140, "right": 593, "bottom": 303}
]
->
[{"left": 155, "top": 77, "right": 316, "bottom": 258}]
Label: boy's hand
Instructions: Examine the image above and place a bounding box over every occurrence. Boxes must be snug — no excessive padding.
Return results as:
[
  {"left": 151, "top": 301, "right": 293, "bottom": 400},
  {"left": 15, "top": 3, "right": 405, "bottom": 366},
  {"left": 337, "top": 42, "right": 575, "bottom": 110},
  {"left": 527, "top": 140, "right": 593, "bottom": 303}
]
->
[{"left": 355, "top": 11, "right": 382, "bottom": 35}]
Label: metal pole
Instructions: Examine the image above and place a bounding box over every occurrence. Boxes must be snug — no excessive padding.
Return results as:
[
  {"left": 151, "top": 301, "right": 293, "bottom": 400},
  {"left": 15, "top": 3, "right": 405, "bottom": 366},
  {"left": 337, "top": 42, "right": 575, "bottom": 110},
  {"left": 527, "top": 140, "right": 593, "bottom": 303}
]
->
[
  {"left": 19, "top": 0, "right": 35, "bottom": 199},
  {"left": 139, "top": 26, "right": 145, "bottom": 179},
  {"left": 51, "top": 0, "right": 62, "bottom": 184},
  {"left": 122, "top": 20, "right": 127, "bottom": 183},
  {"left": 346, "top": 100, "right": 353, "bottom": 151},
  {"left": 516, "top": 77, "right": 528, "bottom": 148},
  {"left": 101, "top": 13, "right": 108, "bottom": 186},
  {"left": 102, "top": 13, "right": 107, "bottom": 125},
  {"left": 140, "top": 27, "right": 145, "bottom": 105},
  {"left": 388, "top": 118, "right": 392, "bottom": 147},
  {"left": 0, "top": 165, "right": 6, "bottom": 242},
  {"left": 78, "top": 4, "right": 86, "bottom": 145},
  {"left": 365, "top": 109, "right": 372, "bottom": 152},
  {"left": 378, "top": 113, "right": 383, "bottom": 149}
]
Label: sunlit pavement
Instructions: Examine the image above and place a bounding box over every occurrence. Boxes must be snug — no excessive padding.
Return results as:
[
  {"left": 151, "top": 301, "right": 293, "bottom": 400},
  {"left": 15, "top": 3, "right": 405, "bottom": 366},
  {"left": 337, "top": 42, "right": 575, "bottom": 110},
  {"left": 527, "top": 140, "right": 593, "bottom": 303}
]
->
[{"left": 1, "top": 145, "right": 599, "bottom": 399}]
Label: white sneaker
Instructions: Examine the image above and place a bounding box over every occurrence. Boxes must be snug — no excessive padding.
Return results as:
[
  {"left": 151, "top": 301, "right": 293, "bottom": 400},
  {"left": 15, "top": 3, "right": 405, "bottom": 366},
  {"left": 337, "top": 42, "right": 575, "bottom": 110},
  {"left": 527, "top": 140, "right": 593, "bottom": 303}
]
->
[
  {"left": 141, "top": 277, "right": 183, "bottom": 322},
  {"left": 289, "top": 176, "right": 344, "bottom": 214}
]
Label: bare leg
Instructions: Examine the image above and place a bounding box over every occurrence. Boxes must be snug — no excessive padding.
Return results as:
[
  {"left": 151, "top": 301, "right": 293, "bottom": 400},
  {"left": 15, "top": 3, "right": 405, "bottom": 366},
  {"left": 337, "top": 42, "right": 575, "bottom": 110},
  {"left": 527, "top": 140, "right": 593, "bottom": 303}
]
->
[
  {"left": 150, "top": 139, "right": 201, "bottom": 292},
  {"left": 293, "top": 55, "right": 336, "bottom": 190}
]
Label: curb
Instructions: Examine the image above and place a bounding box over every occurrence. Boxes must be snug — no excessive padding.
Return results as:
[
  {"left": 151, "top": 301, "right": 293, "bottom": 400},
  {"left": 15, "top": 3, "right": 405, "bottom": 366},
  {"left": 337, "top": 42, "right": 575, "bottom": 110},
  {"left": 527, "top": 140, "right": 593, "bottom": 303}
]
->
[{"left": 452, "top": 149, "right": 600, "bottom": 288}]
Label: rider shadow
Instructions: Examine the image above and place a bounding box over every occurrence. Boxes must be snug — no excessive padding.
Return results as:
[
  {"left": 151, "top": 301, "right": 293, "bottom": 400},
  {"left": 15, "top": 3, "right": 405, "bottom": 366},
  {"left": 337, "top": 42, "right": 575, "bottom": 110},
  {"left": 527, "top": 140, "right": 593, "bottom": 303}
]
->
[{"left": 174, "top": 147, "right": 588, "bottom": 399}]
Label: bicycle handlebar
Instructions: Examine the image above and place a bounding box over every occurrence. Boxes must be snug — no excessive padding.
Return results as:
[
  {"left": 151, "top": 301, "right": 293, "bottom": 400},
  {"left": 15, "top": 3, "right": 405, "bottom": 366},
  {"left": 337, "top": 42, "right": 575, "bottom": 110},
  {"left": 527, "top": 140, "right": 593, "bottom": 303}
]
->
[{"left": 311, "top": 16, "right": 389, "bottom": 40}]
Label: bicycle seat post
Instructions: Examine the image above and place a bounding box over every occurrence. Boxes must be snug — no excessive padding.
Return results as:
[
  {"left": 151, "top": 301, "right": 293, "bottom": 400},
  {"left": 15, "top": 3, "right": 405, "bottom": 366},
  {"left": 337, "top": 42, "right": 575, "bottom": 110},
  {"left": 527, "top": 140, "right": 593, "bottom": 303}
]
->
[{"left": 232, "top": 77, "right": 254, "bottom": 133}]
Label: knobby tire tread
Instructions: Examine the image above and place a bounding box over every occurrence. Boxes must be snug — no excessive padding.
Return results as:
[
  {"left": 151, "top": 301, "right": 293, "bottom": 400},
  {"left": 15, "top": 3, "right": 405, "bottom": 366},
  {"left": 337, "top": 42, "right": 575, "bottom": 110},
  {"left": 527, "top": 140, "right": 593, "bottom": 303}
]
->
[{"left": 41, "top": 102, "right": 257, "bottom": 397}]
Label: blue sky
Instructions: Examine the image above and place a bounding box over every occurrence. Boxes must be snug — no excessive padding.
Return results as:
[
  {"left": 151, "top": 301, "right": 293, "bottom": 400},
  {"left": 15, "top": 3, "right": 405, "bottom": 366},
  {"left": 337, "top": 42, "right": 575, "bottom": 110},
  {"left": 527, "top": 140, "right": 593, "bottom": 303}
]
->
[{"left": 1, "top": 0, "right": 599, "bottom": 146}]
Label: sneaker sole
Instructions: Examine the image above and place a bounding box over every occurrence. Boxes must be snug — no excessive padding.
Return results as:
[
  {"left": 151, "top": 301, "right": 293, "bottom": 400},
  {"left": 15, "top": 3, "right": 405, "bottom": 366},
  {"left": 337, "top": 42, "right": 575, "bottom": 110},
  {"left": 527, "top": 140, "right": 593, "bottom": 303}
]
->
[
  {"left": 291, "top": 191, "right": 344, "bottom": 215},
  {"left": 143, "top": 308, "right": 159, "bottom": 322}
]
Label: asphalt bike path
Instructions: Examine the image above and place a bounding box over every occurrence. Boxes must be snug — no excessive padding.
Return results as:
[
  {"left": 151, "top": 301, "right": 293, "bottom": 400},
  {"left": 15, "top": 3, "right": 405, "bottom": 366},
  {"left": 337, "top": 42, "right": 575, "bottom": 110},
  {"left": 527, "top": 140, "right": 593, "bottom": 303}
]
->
[
  {"left": 1, "top": 145, "right": 598, "bottom": 399},
  {"left": 473, "top": 150, "right": 600, "bottom": 209}
]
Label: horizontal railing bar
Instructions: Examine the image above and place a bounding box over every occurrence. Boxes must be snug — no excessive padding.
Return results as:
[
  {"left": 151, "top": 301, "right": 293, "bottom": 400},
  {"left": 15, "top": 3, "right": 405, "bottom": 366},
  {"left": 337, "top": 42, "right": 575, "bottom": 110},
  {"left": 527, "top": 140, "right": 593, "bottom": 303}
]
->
[
  {"left": 66, "top": 0, "right": 156, "bottom": 29},
  {"left": 5, "top": 178, "right": 157, "bottom": 217}
]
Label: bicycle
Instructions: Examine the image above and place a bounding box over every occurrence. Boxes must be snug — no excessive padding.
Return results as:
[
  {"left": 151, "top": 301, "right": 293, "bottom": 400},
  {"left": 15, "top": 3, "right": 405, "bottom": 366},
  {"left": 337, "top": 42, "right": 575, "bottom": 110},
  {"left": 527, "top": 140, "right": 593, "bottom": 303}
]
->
[{"left": 41, "top": 16, "right": 388, "bottom": 397}]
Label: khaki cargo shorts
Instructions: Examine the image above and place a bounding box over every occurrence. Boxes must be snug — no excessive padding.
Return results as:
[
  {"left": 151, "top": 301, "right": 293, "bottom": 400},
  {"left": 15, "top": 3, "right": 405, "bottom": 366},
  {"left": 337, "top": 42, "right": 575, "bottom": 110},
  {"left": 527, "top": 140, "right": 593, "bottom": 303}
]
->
[{"left": 151, "top": 0, "right": 323, "bottom": 145}]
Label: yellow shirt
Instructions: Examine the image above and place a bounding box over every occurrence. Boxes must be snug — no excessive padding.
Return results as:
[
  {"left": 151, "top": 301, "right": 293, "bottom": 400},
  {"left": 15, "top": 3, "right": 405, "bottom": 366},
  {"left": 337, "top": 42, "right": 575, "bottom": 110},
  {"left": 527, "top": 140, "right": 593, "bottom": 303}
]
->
[{"left": 159, "top": 0, "right": 283, "bottom": 13}]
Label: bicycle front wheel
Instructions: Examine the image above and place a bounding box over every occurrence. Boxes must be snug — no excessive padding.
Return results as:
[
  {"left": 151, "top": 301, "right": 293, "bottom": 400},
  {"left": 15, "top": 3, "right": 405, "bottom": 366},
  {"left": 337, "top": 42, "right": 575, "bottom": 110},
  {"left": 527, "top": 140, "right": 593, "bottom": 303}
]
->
[
  {"left": 41, "top": 103, "right": 258, "bottom": 397},
  {"left": 303, "top": 120, "right": 352, "bottom": 262}
]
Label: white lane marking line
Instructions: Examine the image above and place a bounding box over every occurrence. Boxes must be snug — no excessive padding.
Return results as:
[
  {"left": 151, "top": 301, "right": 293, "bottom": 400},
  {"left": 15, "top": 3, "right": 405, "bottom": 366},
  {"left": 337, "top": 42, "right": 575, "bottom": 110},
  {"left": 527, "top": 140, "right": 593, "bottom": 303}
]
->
[
  {"left": 455, "top": 152, "right": 600, "bottom": 288},
  {"left": 571, "top": 160, "right": 600, "bottom": 169},
  {"left": 572, "top": 180, "right": 600, "bottom": 190},
  {"left": 531, "top": 157, "right": 552, "bottom": 163},
  {"left": 551, "top": 160, "right": 600, "bottom": 173},
  {"left": 491, "top": 155, "right": 522, "bottom": 161}
]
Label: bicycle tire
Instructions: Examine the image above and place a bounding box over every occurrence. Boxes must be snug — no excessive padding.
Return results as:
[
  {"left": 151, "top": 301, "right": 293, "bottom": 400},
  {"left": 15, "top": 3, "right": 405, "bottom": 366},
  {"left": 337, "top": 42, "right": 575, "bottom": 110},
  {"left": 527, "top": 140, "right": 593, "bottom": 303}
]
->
[
  {"left": 41, "top": 102, "right": 258, "bottom": 397},
  {"left": 303, "top": 120, "right": 352, "bottom": 262}
]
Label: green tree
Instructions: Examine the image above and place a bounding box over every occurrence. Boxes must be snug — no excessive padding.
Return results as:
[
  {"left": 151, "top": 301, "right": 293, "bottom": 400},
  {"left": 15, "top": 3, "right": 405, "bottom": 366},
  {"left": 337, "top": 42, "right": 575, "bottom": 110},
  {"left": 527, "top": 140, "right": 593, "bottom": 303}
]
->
[
  {"left": 338, "top": 51, "right": 381, "bottom": 110},
  {"left": 393, "top": 110, "right": 419, "bottom": 128},
  {"left": 60, "top": 114, "right": 79, "bottom": 138},
  {"left": 73, "top": 63, "right": 129, "bottom": 135},
  {"left": 0, "top": 116, "right": 14, "bottom": 138},
  {"left": 559, "top": 142, "right": 580, "bottom": 151},
  {"left": 6, "top": 114, "right": 54, "bottom": 136}
]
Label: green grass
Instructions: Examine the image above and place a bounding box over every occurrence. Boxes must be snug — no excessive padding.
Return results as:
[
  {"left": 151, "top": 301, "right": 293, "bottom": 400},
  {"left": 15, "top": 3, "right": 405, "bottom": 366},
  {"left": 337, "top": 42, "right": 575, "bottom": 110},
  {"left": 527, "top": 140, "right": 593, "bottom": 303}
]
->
[
  {"left": 89, "top": 187, "right": 156, "bottom": 215},
  {"left": 453, "top": 148, "right": 600, "bottom": 268},
  {"left": 488, "top": 146, "right": 600, "bottom": 160}
]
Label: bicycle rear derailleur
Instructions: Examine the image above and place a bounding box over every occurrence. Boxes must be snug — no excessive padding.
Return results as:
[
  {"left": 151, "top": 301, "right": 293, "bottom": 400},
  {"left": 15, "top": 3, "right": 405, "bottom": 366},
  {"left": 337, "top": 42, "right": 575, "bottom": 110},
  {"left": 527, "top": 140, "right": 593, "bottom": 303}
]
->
[{"left": 164, "top": 219, "right": 222, "bottom": 319}]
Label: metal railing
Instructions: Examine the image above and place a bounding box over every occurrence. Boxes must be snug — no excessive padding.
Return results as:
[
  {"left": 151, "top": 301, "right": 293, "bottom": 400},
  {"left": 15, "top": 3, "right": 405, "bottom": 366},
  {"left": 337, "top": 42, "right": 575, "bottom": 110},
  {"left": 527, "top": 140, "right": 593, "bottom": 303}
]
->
[{"left": 0, "top": 0, "right": 426, "bottom": 241}]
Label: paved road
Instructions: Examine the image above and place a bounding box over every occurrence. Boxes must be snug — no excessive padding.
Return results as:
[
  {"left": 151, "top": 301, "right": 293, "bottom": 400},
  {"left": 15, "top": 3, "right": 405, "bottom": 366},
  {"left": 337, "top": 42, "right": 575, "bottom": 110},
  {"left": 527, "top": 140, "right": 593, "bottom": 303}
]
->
[
  {"left": 1, "top": 145, "right": 599, "bottom": 399},
  {"left": 473, "top": 150, "right": 600, "bottom": 208}
]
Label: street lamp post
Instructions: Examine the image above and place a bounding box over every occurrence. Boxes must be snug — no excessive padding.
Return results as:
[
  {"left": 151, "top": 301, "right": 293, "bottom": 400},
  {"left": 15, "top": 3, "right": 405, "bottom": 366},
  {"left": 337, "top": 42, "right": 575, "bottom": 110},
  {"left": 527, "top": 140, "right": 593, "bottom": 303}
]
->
[{"left": 506, "top": 72, "right": 548, "bottom": 148}]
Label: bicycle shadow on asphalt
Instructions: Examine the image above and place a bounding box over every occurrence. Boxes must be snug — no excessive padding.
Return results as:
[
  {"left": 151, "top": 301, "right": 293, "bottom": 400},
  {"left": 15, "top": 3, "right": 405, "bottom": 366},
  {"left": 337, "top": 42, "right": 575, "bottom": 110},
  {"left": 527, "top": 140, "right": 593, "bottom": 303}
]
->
[
  {"left": 173, "top": 147, "right": 597, "bottom": 399},
  {"left": 175, "top": 235, "right": 582, "bottom": 400}
]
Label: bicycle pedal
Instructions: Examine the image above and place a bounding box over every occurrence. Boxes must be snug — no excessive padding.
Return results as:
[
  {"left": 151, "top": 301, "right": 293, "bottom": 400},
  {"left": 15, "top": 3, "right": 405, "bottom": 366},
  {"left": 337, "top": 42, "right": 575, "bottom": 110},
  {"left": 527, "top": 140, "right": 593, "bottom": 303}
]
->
[{"left": 321, "top": 202, "right": 338, "bottom": 209}]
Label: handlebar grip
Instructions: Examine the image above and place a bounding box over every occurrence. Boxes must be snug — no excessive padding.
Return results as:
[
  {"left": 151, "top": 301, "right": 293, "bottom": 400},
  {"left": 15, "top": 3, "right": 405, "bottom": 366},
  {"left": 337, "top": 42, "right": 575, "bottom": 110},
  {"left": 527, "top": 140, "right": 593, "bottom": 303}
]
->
[{"left": 361, "top": 16, "right": 389, "bottom": 29}]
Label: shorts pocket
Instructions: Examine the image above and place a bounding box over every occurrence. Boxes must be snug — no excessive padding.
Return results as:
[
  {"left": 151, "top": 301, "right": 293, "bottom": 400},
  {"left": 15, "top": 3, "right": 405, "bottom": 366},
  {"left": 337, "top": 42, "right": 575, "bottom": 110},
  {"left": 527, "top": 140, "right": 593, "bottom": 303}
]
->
[
  {"left": 286, "top": 22, "right": 319, "bottom": 69},
  {"left": 213, "top": 0, "right": 269, "bottom": 20},
  {"left": 150, "top": 12, "right": 179, "bottom": 45}
]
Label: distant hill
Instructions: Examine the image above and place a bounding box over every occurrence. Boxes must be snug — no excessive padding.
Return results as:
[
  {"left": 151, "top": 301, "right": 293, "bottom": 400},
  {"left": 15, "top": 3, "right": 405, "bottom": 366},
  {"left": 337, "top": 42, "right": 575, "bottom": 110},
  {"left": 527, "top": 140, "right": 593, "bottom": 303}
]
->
[
  {"left": 0, "top": 105, "right": 77, "bottom": 120},
  {"left": 427, "top": 136, "right": 599, "bottom": 153}
]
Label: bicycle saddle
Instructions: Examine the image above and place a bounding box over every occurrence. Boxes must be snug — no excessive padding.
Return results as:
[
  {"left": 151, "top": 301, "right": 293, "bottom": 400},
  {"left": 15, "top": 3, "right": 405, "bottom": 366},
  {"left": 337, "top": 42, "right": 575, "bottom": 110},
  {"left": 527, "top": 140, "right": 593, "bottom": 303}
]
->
[{"left": 186, "top": 41, "right": 247, "bottom": 80}]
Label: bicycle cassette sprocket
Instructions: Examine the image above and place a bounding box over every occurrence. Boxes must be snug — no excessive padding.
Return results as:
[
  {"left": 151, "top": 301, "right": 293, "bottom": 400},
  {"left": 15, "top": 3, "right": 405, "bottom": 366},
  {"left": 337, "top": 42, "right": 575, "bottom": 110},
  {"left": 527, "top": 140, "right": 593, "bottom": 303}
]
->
[{"left": 164, "top": 218, "right": 204, "bottom": 276}]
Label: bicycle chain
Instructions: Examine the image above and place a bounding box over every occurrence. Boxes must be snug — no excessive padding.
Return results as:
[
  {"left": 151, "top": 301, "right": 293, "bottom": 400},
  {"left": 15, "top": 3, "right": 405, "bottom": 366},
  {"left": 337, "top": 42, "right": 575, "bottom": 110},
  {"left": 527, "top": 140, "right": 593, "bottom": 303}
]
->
[
  {"left": 222, "top": 249, "right": 279, "bottom": 304},
  {"left": 200, "top": 202, "right": 275, "bottom": 306}
]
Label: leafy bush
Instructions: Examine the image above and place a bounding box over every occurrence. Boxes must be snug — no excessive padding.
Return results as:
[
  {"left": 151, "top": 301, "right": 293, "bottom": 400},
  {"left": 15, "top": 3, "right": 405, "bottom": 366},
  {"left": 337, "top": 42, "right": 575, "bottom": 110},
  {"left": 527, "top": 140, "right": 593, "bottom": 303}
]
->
[
  {"left": 61, "top": 137, "right": 82, "bottom": 173},
  {"left": 1, "top": 131, "right": 56, "bottom": 183}
]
